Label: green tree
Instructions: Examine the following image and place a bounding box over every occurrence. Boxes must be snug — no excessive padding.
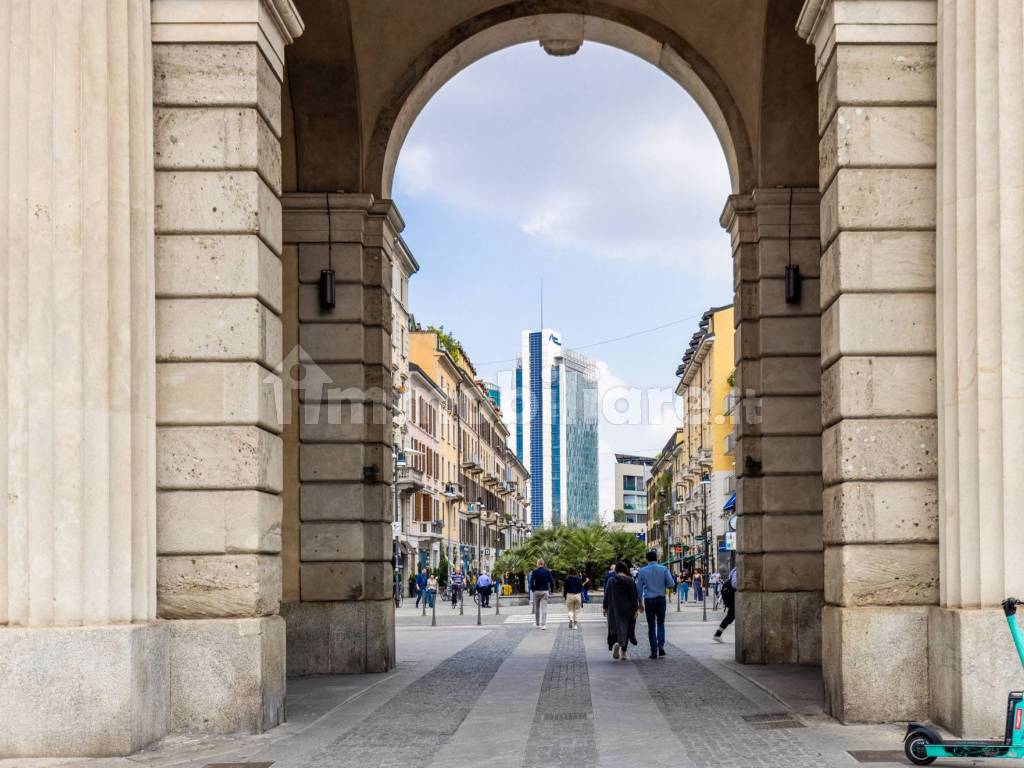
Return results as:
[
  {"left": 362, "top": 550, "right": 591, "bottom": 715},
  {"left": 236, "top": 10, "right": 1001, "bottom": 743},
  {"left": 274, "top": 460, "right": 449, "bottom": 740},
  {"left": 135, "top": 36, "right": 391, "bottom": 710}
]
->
[
  {"left": 436, "top": 550, "right": 450, "bottom": 588},
  {"left": 607, "top": 530, "right": 646, "bottom": 566},
  {"left": 612, "top": 508, "right": 626, "bottom": 523},
  {"left": 427, "top": 325, "right": 461, "bottom": 363},
  {"left": 562, "top": 524, "right": 613, "bottom": 581}
]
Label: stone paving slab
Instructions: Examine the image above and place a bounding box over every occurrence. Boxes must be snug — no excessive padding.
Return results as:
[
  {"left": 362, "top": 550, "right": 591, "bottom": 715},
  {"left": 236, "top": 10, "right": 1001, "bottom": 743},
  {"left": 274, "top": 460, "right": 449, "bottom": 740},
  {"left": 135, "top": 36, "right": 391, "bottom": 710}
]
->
[{"left": 11, "top": 609, "right": 1022, "bottom": 768}]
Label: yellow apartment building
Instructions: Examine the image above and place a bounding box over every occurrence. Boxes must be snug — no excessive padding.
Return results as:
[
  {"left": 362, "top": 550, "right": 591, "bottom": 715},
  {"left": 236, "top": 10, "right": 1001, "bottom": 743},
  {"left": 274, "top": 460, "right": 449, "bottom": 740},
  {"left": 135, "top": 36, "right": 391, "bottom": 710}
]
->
[{"left": 673, "top": 305, "right": 736, "bottom": 576}]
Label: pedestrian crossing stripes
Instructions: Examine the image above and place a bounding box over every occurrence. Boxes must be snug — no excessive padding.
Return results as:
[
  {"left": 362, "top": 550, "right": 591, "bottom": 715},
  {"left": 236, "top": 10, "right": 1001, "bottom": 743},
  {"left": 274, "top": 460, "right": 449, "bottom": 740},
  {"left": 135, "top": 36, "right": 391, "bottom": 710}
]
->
[{"left": 504, "top": 613, "right": 604, "bottom": 624}]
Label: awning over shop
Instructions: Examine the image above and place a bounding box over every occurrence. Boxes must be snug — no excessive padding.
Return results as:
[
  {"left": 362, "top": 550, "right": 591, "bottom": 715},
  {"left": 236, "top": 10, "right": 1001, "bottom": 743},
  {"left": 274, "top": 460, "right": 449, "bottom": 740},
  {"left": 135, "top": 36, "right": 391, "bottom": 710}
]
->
[{"left": 723, "top": 492, "right": 736, "bottom": 511}]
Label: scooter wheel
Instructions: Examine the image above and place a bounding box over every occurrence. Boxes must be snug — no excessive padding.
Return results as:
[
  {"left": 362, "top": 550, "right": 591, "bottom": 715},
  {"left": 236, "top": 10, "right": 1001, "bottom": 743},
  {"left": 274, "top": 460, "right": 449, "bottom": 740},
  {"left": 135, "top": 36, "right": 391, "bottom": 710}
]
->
[{"left": 904, "top": 733, "right": 937, "bottom": 766}]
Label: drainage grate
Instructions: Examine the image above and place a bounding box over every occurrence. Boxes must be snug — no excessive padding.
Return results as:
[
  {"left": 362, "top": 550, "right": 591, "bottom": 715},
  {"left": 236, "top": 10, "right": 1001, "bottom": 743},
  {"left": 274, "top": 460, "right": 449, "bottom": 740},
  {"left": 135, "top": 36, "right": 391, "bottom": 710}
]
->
[
  {"left": 542, "top": 711, "right": 592, "bottom": 722},
  {"left": 741, "top": 712, "right": 805, "bottom": 729},
  {"left": 847, "top": 751, "right": 906, "bottom": 763},
  {"left": 205, "top": 764, "right": 274, "bottom": 768}
]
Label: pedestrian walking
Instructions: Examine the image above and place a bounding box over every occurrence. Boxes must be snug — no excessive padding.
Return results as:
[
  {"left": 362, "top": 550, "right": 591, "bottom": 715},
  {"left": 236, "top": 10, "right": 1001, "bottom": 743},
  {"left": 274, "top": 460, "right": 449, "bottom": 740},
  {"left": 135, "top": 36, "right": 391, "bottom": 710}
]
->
[
  {"left": 563, "top": 568, "right": 584, "bottom": 629},
  {"left": 426, "top": 572, "right": 438, "bottom": 609},
  {"left": 581, "top": 574, "right": 591, "bottom": 604},
  {"left": 714, "top": 566, "right": 738, "bottom": 642},
  {"left": 414, "top": 568, "right": 429, "bottom": 608},
  {"left": 603, "top": 562, "right": 640, "bottom": 660},
  {"left": 679, "top": 568, "right": 690, "bottom": 602},
  {"left": 529, "top": 559, "right": 553, "bottom": 629},
  {"left": 477, "top": 571, "right": 492, "bottom": 607},
  {"left": 451, "top": 567, "right": 464, "bottom": 607},
  {"left": 636, "top": 550, "right": 676, "bottom": 659},
  {"left": 693, "top": 569, "right": 704, "bottom": 603},
  {"left": 677, "top": 569, "right": 690, "bottom": 603}
]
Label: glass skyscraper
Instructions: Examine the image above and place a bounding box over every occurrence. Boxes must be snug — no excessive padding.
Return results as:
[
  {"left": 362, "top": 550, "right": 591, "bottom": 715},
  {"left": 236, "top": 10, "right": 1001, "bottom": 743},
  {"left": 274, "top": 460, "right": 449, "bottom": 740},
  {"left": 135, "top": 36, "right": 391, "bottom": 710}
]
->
[{"left": 516, "top": 329, "right": 599, "bottom": 528}]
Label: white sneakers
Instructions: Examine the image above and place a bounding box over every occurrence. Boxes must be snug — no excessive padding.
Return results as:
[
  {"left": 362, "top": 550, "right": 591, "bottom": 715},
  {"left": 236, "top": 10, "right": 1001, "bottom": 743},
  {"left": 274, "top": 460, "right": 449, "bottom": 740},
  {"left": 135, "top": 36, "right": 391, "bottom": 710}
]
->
[
  {"left": 612, "top": 642, "right": 621, "bottom": 659},
  {"left": 621, "top": 649, "right": 629, "bottom": 660}
]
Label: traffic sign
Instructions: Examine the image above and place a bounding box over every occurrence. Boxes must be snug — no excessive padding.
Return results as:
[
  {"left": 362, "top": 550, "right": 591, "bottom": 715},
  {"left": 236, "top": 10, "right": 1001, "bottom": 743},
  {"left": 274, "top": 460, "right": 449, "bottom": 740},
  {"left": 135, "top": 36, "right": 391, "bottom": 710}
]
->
[{"left": 391, "top": 521, "right": 401, "bottom": 538}]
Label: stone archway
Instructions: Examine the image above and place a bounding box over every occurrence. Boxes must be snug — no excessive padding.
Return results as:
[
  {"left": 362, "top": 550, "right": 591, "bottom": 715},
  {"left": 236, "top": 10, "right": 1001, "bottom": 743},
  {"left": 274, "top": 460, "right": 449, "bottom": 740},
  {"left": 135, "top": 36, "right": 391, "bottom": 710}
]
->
[
  {"left": 9, "top": 0, "right": 1018, "bottom": 757},
  {"left": 278, "top": 0, "right": 821, "bottom": 689}
]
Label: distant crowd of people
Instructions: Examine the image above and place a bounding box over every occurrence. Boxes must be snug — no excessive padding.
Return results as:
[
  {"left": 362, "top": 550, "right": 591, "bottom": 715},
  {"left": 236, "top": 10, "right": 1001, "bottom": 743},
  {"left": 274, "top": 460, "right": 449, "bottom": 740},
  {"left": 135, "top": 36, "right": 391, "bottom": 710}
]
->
[{"left": 407, "top": 553, "right": 738, "bottom": 657}]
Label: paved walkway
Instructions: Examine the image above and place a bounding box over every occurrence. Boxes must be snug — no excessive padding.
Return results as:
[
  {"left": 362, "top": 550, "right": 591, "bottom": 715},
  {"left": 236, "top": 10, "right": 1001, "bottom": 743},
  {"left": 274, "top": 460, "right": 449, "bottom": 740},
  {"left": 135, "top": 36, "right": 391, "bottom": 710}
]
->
[{"left": 6, "top": 602, "right": 1008, "bottom": 768}]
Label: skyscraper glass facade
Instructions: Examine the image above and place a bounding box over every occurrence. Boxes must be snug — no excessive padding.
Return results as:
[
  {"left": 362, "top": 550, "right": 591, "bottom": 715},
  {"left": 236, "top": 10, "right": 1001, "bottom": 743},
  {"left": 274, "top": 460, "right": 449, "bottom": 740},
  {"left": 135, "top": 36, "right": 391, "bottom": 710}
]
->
[
  {"left": 515, "top": 366, "right": 523, "bottom": 462},
  {"left": 528, "top": 332, "right": 544, "bottom": 528},
  {"left": 550, "top": 364, "right": 561, "bottom": 527},
  {"left": 516, "top": 329, "right": 599, "bottom": 529},
  {"left": 563, "top": 351, "right": 598, "bottom": 525}
]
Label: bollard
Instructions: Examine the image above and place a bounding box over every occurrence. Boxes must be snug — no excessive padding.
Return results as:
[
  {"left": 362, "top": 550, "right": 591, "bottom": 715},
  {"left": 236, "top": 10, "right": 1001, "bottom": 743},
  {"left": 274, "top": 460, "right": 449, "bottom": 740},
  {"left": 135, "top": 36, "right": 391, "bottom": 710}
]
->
[
  {"left": 676, "top": 584, "right": 681, "bottom": 612},
  {"left": 422, "top": 591, "right": 426, "bottom": 617},
  {"left": 431, "top": 594, "right": 436, "bottom": 627},
  {"left": 495, "top": 588, "right": 500, "bottom": 616},
  {"left": 477, "top": 592, "right": 482, "bottom": 626},
  {"left": 460, "top": 589, "right": 464, "bottom": 615}
]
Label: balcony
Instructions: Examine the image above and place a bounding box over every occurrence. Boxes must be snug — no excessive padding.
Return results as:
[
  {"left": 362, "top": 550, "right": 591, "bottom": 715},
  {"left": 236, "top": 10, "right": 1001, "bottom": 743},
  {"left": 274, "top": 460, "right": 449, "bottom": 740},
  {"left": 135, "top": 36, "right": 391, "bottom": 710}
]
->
[
  {"left": 444, "top": 482, "right": 464, "bottom": 500},
  {"left": 395, "top": 466, "right": 425, "bottom": 491},
  {"left": 724, "top": 390, "right": 739, "bottom": 416},
  {"left": 414, "top": 519, "right": 444, "bottom": 538},
  {"left": 699, "top": 448, "right": 713, "bottom": 465},
  {"left": 724, "top": 432, "right": 736, "bottom": 457},
  {"left": 461, "top": 453, "right": 482, "bottom": 473}
]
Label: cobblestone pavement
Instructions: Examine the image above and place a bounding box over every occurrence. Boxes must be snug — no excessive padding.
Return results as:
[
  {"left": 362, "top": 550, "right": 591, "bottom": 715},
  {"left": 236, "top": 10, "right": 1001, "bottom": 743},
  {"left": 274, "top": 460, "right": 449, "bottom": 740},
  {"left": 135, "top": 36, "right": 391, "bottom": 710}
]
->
[
  {"left": 522, "top": 626, "right": 597, "bottom": 767},
  {"left": 635, "top": 640, "right": 832, "bottom": 767},
  {"left": 18, "top": 602, "right": 1005, "bottom": 768},
  {"left": 306, "top": 627, "right": 529, "bottom": 768}
]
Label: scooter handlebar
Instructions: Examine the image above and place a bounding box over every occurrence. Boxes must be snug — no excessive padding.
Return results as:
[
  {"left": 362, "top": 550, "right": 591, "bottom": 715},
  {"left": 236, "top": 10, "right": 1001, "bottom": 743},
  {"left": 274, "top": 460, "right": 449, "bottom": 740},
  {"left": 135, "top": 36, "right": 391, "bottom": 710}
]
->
[{"left": 1003, "top": 598, "right": 1022, "bottom": 617}]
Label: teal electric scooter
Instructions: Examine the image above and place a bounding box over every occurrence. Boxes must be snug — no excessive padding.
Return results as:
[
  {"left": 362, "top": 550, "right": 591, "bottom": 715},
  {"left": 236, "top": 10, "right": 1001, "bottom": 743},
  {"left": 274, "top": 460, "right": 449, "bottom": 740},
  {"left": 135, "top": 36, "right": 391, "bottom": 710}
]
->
[{"left": 904, "top": 598, "right": 1024, "bottom": 765}]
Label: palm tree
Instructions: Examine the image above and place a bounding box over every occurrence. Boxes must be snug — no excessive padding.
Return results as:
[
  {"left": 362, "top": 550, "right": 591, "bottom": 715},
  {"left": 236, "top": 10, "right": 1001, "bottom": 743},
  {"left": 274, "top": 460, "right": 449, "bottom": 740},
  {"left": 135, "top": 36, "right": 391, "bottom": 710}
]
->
[
  {"left": 562, "top": 524, "right": 613, "bottom": 581},
  {"left": 607, "top": 529, "right": 646, "bottom": 567}
]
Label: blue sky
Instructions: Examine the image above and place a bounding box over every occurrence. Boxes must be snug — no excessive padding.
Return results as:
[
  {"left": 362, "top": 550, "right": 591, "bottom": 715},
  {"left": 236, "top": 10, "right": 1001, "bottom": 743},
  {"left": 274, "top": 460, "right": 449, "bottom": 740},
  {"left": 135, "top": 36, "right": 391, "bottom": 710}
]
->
[{"left": 393, "top": 41, "right": 732, "bottom": 517}]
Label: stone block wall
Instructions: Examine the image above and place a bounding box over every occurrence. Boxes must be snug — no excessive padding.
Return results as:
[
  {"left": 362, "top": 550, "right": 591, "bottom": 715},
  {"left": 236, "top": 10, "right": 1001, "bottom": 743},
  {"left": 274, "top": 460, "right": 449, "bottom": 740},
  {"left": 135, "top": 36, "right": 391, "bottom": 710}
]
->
[
  {"left": 281, "top": 193, "right": 398, "bottom": 675},
  {"left": 150, "top": 0, "right": 302, "bottom": 734},
  {"left": 799, "top": 0, "right": 939, "bottom": 723},
  {"left": 722, "top": 188, "right": 824, "bottom": 666}
]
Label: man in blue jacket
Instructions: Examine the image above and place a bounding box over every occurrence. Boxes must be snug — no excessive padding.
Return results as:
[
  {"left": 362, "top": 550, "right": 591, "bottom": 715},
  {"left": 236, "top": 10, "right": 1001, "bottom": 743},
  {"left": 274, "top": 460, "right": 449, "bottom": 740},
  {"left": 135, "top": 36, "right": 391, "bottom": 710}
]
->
[
  {"left": 636, "top": 550, "right": 676, "bottom": 659},
  {"left": 414, "top": 568, "right": 429, "bottom": 608}
]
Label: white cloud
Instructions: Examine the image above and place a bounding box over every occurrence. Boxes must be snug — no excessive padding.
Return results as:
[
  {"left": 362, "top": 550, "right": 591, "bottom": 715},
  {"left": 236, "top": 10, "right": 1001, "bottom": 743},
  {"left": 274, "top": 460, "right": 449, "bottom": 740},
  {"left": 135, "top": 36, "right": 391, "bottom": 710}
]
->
[{"left": 394, "top": 41, "right": 732, "bottom": 271}]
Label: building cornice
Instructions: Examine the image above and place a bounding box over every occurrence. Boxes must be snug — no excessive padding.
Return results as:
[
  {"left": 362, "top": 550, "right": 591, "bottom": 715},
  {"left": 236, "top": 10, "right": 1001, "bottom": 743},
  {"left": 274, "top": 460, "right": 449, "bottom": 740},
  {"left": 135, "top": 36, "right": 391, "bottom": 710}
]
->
[{"left": 151, "top": 0, "right": 305, "bottom": 80}]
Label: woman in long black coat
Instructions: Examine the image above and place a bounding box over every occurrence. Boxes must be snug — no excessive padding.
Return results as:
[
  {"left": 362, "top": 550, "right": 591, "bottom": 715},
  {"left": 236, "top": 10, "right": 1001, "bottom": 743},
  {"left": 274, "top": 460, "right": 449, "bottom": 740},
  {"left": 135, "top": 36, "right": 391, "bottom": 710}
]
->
[{"left": 603, "top": 562, "right": 640, "bottom": 660}]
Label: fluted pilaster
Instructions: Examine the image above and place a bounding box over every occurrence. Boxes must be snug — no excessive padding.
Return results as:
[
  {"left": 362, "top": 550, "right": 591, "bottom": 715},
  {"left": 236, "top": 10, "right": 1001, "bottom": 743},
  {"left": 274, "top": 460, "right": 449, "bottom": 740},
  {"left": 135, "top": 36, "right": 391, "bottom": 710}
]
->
[
  {"left": 937, "top": 0, "right": 1024, "bottom": 609},
  {"left": 0, "top": 0, "right": 156, "bottom": 627}
]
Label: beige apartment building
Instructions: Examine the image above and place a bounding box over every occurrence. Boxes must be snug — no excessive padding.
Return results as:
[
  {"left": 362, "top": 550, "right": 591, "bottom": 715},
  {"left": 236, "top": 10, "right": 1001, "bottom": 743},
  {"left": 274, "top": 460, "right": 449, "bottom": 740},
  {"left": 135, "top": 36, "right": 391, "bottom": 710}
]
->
[{"left": 409, "top": 329, "right": 531, "bottom": 577}]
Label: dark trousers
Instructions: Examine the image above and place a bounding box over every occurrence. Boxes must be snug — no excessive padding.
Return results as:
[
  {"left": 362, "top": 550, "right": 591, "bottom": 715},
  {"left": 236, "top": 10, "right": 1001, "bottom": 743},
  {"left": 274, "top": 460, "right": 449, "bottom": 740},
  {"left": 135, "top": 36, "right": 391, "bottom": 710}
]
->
[
  {"left": 451, "top": 586, "right": 461, "bottom": 606},
  {"left": 717, "top": 603, "right": 736, "bottom": 634},
  {"left": 644, "top": 596, "right": 667, "bottom": 652}
]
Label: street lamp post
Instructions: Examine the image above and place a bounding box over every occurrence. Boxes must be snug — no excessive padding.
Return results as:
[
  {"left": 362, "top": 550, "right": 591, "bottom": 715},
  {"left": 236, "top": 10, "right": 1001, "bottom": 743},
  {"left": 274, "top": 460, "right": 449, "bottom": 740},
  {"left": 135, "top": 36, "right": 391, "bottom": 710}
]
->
[
  {"left": 700, "top": 473, "right": 711, "bottom": 623},
  {"left": 393, "top": 447, "right": 406, "bottom": 609},
  {"left": 466, "top": 498, "right": 483, "bottom": 626}
]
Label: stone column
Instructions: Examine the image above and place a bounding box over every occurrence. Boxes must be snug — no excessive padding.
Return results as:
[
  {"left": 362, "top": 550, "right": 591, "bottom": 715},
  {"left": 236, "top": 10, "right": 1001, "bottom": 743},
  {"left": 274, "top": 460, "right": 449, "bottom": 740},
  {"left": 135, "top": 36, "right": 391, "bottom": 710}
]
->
[
  {"left": 151, "top": 0, "right": 302, "bottom": 734},
  {"left": 281, "top": 193, "right": 396, "bottom": 675},
  {"left": 722, "top": 188, "right": 824, "bottom": 666},
  {"left": 931, "top": 0, "right": 1024, "bottom": 737},
  {"left": 0, "top": 0, "right": 165, "bottom": 756},
  {"left": 799, "top": 0, "right": 939, "bottom": 722}
]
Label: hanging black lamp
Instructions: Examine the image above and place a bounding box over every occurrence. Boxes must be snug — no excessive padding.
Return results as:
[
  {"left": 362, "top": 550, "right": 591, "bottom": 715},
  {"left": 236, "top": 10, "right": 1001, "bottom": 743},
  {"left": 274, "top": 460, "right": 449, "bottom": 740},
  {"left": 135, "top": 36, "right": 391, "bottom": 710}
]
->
[
  {"left": 784, "top": 263, "right": 801, "bottom": 304},
  {"left": 319, "top": 267, "right": 336, "bottom": 309},
  {"left": 783, "top": 188, "right": 801, "bottom": 304},
  {"left": 319, "top": 192, "right": 336, "bottom": 309}
]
